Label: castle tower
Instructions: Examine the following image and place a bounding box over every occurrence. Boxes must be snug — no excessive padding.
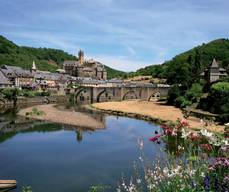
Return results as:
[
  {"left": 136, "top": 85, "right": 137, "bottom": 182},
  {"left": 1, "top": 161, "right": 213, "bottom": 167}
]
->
[{"left": 78, "top": 50, "right": 84, "bottom": 65}]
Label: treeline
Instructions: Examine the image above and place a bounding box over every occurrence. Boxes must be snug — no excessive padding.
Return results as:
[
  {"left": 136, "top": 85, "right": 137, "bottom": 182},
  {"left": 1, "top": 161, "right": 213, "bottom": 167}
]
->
[
  {"left": 104, "top": 65, "right": 127, "bottom": 79},
  {"left": 0, "top": 35, "right": 76, "bottom": 72}
]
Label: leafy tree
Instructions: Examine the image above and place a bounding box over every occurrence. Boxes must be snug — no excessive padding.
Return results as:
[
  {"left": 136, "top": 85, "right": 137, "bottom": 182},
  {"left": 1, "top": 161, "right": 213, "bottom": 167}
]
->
[
  {"left": 167, "top": 84, "right": 182, "bottom": 105},
  {"left": 1, "top": 88, "right": 20, "bottom": 108},
  {"left": 185, "top": 83, "right": 203, "bottom": 103},
  {"left": 207, "top": 82, "right": 229, "bottom": 114},
  {"left": 175, "top": 96, "right": 192, "bottom": 108}
]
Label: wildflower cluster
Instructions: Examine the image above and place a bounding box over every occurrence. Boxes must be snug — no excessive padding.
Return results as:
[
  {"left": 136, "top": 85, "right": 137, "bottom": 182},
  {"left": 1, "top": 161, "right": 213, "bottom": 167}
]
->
[{"left": 118, "top": 119, "right": 229, "bottom": 192}]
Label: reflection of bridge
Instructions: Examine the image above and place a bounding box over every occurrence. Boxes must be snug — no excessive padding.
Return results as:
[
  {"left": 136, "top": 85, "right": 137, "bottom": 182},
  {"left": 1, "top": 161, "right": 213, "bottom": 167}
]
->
[{"left": 73, "top": 84, "right": 170, "bottom": 104}]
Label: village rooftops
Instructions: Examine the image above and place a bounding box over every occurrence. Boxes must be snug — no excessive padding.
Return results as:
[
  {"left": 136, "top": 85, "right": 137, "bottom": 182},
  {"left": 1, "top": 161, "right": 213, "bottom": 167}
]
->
[
  {"left": 0, "top": 70, "right": 12, "bottom": 86},
  {"left": 63, "top": 60, "right": 80, "bottom": 66},
  {"left": 0, "top": 65, "right": 34, "bottom": 78},
  {"left": 35, "top": 71, "right": 72, "bottom": 81}
]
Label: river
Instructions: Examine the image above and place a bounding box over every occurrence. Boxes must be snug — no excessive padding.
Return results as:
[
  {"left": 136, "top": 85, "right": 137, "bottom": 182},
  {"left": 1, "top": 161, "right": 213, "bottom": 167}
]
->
[{"left": 0, "top": 105, "right": 166, "bottom": 192}]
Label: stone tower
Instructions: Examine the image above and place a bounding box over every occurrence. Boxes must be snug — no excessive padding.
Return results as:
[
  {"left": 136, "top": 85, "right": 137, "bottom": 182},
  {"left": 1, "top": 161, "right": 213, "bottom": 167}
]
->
[
  {"left": 207, "top": 58, "right": 220, "bottom": 83},
  {"left": 78, "top": 50, "right": 84, "bottom": 65},
  {"left": 31, "top": 61, "right": 37, "bottom": 73}
]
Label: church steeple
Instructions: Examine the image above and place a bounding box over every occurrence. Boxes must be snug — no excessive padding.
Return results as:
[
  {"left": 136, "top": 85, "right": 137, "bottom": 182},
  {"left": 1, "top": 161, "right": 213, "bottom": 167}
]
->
[
  {"left": 31, "top": 61, "right": 37, "bottom": 72},
  {"left": 78, "top": 50, "right": 84, "bottom": 65}
]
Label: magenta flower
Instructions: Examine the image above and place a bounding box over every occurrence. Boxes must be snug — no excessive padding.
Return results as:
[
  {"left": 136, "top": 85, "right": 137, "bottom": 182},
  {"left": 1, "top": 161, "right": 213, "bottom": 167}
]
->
[{"left": 149, "top": 134, "right": 161, "bottom": 142}]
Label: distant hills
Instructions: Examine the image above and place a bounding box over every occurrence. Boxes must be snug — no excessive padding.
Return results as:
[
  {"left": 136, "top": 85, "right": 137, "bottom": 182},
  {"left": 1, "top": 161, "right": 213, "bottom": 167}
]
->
[
  {"left": 1, "top": 35, "right": 229, "bottom": 82},
  {"left": 0, "top": 35, "right": 127, "bottom": 79},
  {"left": 130, "top": 38, "right": 229, "bottom": 84}
]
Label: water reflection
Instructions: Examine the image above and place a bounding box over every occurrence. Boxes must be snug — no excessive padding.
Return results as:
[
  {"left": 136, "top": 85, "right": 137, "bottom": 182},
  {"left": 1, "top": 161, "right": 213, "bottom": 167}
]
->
[
  {"left": 0, "top": 120, "right": 99, "bottom": 144},
  {"left": 0, "top": 105, "right": 105, "bottom": 143},
  {"left": 0, "top": 104, "right": 164, "bottom": 192}
]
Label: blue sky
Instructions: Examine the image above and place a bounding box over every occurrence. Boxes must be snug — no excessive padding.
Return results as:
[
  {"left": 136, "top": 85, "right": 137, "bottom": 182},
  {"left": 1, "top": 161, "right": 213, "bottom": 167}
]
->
[{"left": 0, "top": 0, "right": 229, "bottom": 71}]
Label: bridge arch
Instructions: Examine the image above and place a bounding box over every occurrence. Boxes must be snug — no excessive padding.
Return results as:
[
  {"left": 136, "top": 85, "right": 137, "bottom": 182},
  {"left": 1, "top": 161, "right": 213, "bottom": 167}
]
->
[
  {"left": 122, "top": 90, "right": 138, "bottom": 100},
  {"left": 148, "top": 91, "right": 161, "bottom": 101},
  {"left": 97, "top": 89, "right": 114, "bottom": 102},
  {"left": 75, "top": 88, "right": 91, "bottom": 103}
]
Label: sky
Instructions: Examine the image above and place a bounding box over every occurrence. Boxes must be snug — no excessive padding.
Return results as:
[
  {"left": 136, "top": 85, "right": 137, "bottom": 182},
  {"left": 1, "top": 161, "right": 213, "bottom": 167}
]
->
[{"left": 0, "top": 0, "right": 229, "bottom": 72}]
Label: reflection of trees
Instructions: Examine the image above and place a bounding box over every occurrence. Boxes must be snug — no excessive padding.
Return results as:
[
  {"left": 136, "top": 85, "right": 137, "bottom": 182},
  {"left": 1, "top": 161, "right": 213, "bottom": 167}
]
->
[
  {"left": 0, "top": 117, "right": 62, "bottom": 143},
  {"left": 0, "top": 131, "right": 17, "bottom": 143},
  {"left": 0, "top": 104, "right": 106, "bottom": 143}
]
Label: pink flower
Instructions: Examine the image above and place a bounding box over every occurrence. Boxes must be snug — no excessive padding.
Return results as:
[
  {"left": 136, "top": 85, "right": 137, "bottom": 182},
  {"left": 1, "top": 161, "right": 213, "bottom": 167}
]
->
[
  {"left": 180, "top": 119, "right": 189, "bottom": 127},
  {"left": 201, "top": 144, "right": 213, "bottom": 152},
  {"left": 149, "top": 134, "right": 161, "bottom": 142}
]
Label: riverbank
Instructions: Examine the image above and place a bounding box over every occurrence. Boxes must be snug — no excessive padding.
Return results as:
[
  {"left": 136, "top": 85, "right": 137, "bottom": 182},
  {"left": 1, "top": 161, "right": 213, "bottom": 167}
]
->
[
  {"left": 91, "top": 100, "right": 224, "bottom": 132},
  {"left": 18, "top": 104, "right": 105, "bottom": 129}
]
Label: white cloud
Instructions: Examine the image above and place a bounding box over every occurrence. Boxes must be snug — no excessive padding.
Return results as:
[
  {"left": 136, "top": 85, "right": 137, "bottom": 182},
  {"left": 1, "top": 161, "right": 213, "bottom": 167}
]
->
[
  {"left": 1, "top": 0, "right": 229, "bottom": 71},
  {"left": 86, "top": 54, "right": 163, "bottom": 72}
]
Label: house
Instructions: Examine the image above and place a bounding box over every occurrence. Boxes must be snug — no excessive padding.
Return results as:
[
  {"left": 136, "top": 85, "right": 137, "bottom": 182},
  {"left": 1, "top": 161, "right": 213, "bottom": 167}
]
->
[
  {"left": 0, "top": 65, "right": 34, "bottom": 87},
  {"left": 0, "top": 70, "right": 12, "bottom": 88},
  {"left": 201, "top": 59, "right": 227, "bottom": 84}
]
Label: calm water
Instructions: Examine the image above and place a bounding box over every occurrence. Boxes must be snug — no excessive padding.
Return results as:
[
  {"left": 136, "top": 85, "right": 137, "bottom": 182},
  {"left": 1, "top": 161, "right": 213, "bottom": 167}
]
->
[{"left": 0, "top": 106, "right": 165, "bottom": 192}]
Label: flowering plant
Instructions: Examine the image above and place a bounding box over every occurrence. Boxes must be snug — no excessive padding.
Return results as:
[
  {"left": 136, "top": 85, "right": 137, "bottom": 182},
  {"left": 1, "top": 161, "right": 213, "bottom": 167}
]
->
[{"left": 118, "top": 119, "right": 229, "bottom": 192}]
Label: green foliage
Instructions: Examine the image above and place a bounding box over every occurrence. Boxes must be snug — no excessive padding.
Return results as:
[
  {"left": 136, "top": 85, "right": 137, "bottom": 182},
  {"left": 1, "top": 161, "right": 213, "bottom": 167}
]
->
[
  {"left": 211, "top": 81, "right": 229, "bottom": 92},
  {"left": 26, "top": 107, "right": 46, "bottom": 117},
  {"left": 129, "top": 64, "right": 167, "bottom": 78},
  {"left": 175, "top": 96, "right": 192, "bottom": 108},
  {"left": 167, "top": 84, "right": 182, "bottom": 105},
  {"left": 104, "top": 65, "right": 127, "bottom": 79},
  {"left": 208, "top": 82, "right": 229, "bottom": 114},
  {"left": 34, "top": 91, "right": 50, "bottom": 97},
  {"left": 168, "top": 83, "right": 203, "bottom": 108},
  {"left": 1, "top": 88, "right": 19, "bottom": 107},
  {"left": 21, "top": 186, "right": 32, "bottom": 192},
  {"left": 185, "top": 83, "right": 203, "bottom": 103},
  {"left": 1, "top": 88, "right": 19, "bottom": 100},
  {"left": 20, "top": 89, "right": 35, "bottom": 97}
]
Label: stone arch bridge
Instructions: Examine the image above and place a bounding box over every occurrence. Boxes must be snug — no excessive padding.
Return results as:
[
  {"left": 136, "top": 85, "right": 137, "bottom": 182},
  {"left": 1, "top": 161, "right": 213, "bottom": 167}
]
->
[{"left": 73, "top": 84, "right": 170, "bottom": 104}]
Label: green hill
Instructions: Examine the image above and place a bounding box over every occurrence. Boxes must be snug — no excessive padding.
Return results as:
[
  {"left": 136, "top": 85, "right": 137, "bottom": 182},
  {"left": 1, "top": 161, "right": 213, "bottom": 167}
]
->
[
  {"left": 131, "top": 38, "right": 229, "bottom": 85},
  {"left": 0, "top": 35, "right": 127, "bottom": 79},
  {"left": 104, "top": 65, "right": 127, "bottom": 79}
]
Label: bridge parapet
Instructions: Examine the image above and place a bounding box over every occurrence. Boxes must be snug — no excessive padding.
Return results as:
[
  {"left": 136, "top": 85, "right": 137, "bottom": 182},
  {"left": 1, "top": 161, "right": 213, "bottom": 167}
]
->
[{"left": 72, "top": 83, "right": 170, "bottom": 104}]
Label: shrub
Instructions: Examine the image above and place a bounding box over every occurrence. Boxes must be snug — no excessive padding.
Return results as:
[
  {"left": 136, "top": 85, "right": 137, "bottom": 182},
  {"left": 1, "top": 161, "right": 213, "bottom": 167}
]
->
[
  {"left": 34, "top": 91, "right": 50, "bottom": 97},
  {"left": 167, "top": 84, "right": 182, "bottom": 105},
  {"left": 208, "top": 82, "right": 229, "bottom": 114},
  {"left": 185, "top": 83, "right": 203, "bottom": 103},
  {"left": 175, "top": 96, "right": 192, "bottom": 108}
]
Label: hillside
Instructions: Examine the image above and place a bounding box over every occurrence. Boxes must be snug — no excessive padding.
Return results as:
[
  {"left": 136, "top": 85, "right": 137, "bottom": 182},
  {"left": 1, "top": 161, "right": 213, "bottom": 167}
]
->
[
  {"left": 0, "top": 35, "right": 126, "bottom": 79},
  {"left": 131, "top": 38, "right": 229, "bottom": 84},
  {"left": 104, "top": 65, "right": 127, "bottom": 79}
]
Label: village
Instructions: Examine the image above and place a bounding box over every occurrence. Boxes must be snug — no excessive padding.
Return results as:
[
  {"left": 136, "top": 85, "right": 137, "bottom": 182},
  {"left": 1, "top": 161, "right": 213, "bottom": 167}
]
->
[{"left": 0, "top": 0, "right": 229, "bottom": 190}]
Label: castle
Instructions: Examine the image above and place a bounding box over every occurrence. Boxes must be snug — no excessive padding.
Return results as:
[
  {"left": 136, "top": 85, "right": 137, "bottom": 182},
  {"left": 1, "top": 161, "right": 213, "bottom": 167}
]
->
[{"left": 63, "top": 50, "right": 107, "bottom": 80}]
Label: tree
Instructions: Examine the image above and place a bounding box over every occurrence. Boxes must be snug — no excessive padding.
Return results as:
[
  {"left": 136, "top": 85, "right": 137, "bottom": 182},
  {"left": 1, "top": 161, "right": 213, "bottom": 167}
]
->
[
  {"left": 208, "top": 82, "right": 229, "bottom": 114},
  {"left": 2, "top": 88, "right": 19, "bottom": 108},
  {"left": 167, "top": 84, "right": 182, "bottom": 105},
  {"left": 185, "top": 83, "right": 203, "bottom": 103}
]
